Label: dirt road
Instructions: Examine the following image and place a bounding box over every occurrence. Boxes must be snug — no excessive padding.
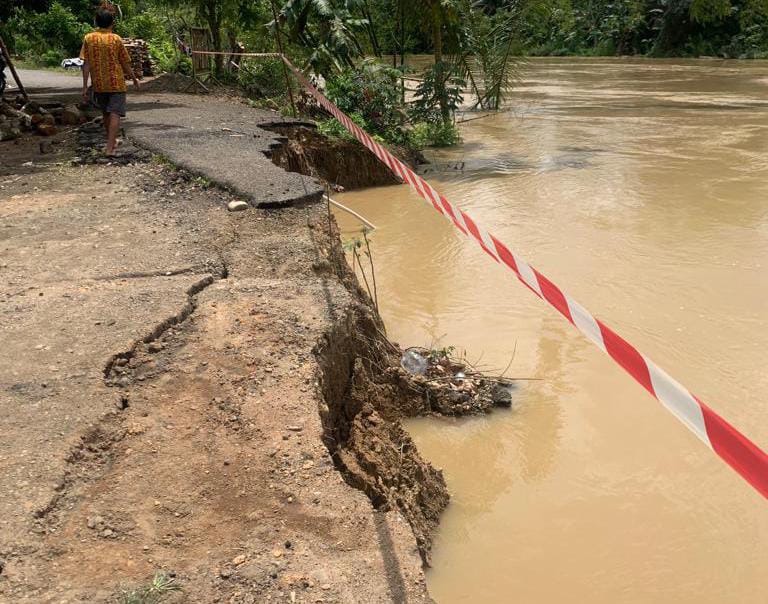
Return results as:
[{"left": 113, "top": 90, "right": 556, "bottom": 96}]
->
[{"left": 0, "top": 86, "right": 440, "bottom": 602}]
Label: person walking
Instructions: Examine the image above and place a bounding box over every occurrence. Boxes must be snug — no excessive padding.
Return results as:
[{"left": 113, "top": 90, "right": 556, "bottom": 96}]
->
[{"left": 80, "top": 3, "right": 139, "bottom": 156}]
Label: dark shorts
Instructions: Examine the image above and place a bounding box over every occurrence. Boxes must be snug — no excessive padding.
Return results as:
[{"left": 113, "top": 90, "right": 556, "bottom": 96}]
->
[{"left": 92, "top": 91, "right": 127, "bottom": 117}]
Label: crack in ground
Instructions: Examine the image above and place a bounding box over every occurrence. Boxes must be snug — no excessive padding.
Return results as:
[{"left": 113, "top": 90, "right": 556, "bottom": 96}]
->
[
  {"left": 103, "top": 264, "right": 227, "bottom": 382},
  {"left": 33, "top": 260, "right": 229, "bottom": 526}
]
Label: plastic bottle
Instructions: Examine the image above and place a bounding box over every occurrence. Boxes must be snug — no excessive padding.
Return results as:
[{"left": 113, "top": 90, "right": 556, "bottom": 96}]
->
[{"left": 400, "top": 350, "right": 428, "bottom": 375}]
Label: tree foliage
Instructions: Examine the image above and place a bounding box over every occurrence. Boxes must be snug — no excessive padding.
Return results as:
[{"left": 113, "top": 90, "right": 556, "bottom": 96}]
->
[
  {"left": 518, "top": 0, "right": 768, "bottom": 56},
  {"left": 453, "top": 1, "right": 524, "bottom": 109},
  {"left": 8, "top": 1, "right": 91, "bottom": 62},
  {"left": 276, "top": 0, "right": 370, "bottom": 72}
]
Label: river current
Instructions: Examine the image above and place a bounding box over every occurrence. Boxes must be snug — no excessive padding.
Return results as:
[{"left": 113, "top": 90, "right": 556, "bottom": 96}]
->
[{"left": 334, "top": 58, "right": 768, "bottom": 603}]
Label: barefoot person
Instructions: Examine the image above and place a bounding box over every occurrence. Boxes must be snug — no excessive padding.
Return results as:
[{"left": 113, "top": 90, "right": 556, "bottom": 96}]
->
[{"left": 79, "top": 4, "right": 139, "bottom": 155}]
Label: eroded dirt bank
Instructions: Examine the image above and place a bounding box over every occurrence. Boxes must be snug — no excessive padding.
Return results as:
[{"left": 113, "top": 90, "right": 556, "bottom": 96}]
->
[
  {"left": 264, "top": 125, "right": 425, "bottom": 191},
  {"left": 0, "top": 113, "right": 455, "bottom": 603}
]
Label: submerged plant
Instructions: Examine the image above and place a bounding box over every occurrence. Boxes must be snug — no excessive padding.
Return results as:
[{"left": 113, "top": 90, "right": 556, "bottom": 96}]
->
[
  {"left": 453, "top": 0, "right": 525, "bottom": 110},
  {"left": 409, "top": 62, "right": 465, "bottom": 125}
]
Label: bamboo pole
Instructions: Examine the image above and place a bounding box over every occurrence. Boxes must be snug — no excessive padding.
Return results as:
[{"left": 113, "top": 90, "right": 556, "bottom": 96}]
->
[
  {"left": 0, "top": 35, "right": 28, "bottom": 101},
  {"left": 323, "top": 195, "right": 377, "bottom": 231}
]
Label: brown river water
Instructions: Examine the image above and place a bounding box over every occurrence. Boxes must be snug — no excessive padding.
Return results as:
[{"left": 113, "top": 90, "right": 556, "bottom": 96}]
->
[{"left": 333, "top": 58, "right": 768, "bottom": 603}]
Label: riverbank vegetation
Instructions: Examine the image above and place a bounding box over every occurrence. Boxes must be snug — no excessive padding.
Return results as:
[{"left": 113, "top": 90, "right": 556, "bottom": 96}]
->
[
  {"left": 520, "top": 0, "right": 768, "bottom": 57},
  {"left": 3, "top": 0, "right": 767, "bottom": 150}
]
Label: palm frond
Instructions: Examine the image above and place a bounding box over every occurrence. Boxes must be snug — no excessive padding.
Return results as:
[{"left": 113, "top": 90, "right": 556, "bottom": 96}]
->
[{"left": 453, "top": 0, "right": 524, "bottom": 110}]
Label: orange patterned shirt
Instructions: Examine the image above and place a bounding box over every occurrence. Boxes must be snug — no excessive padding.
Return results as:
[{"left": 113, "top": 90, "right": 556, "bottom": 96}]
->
[{"left": 79, "top": 29, "right": 132, "bottom": 93}]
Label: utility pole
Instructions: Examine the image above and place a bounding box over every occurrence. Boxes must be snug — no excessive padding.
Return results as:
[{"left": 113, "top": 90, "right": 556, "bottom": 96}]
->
[
  {"left": 0, "top": 35, "right": 28, "bottom": 101},
  {"left": 269, "top": 0, "right": 297, "bottom": 118}
]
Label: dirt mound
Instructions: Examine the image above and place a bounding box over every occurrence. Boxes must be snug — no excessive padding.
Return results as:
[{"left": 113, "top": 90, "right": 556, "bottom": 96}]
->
[{"left": 136, "top": 72, "right": 196, "bottom": 94}]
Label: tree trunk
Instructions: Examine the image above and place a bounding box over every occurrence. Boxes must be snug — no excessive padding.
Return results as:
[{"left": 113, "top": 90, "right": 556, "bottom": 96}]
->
[
  {"left": 430, "top": 1, "right": 443, "bottom": 64},
  {"left": 206, "top": 0, "right": 223, "bottom": 75},
  {"left": 362, "top": 2, "right": 381, "bottom": 56},
  {"left": 430, "top": 1, "right": 449, "bottom": 123}
]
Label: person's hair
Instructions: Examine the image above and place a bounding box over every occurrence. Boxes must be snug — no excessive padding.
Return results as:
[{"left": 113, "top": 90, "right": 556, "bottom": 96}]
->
[
  {"left": 95, "top": 3, "right": 116, "bottom": 28},
  {"left": 95, "top": 9, "right": 114, "bottom": 28}
]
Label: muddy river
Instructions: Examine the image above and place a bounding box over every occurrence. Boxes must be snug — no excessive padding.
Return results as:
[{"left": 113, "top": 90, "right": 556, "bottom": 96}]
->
[{"left": 334, "top": 58, "right": 768, "bottom": 603}]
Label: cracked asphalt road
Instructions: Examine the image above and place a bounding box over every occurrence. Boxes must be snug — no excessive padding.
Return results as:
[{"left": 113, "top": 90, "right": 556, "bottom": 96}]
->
[
  {"left": 127, "top": 92, "right": 325, "bottom": 207},
  {"left": 11, "top": 68, "right": 325, "bottom": 206}
]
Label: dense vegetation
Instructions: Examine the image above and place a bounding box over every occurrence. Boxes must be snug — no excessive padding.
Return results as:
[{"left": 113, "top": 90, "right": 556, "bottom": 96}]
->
[
  {"left": 2, "top": 0, "right": 767, "bottom": 149},
  {"left": 519, "top": 0, "right": 768, "bottom": 57}
]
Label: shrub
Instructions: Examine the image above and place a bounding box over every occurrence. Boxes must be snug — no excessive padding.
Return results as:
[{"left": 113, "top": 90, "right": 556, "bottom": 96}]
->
[
  {"left": 117, "top": 12, "right": 166, "bottom": 42},
  {"left": 317, "top": 60, "right": 463, "bottom": 150},
  {"left": 147, "top": 39, "right": 190, "bottom": 75},
  {"left": 9, "top": 2, "right": 91, "bottom": 61},
  {"left": 409, "top": 62, "right": 464, "bottom": 125},
  {"left": 41, "top": 49, "right": 65, "bottom": 68},
  {"left": 325, "top": 60, "right": 409, "bottom": 145},
  {"left": 316, "top": 112, "right": 369, "bottom": 142},
  {"left": 237, "top": 58, "right": 292, "bottom": 98},
  {"left": 409, "top": 121, "right": 462, "bottom": 148}
]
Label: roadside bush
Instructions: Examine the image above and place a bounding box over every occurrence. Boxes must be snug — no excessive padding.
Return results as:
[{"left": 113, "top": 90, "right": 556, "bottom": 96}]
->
[
  {"left": 41, "top": 49, "right": 65, "bottom": 68},
  {"left": 116, "top": 10, "right": 190, "bottom": 74},
  {"left": 317, "top": 113, "right": 460, "bottom": 149},
  {"left": 148, "top": 39, "right": 191, "bottom": 75},
  {"left": 316, "top": 114, "right": 362, "bottom": 142},
  {"left": 237, "top": 58, "right": 292, "bottom": 98},
  {"left": 325, "top": 61, "right": 409, "bottom": 145},
  {"left": 117, "top": 12, "right": 166, "bottom": 42},
  {"left": 9, "top": 2, "right": 91, "bottom": 62},
  {"left": 318, "top": 60, "right": 463, "bottom": 150},
  {"left": 409, "top": 121, "right": 462, "bottom": 148}
]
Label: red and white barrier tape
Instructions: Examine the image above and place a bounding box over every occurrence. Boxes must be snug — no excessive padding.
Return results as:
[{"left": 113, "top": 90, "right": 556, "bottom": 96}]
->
[
  {"left": 188, "top": 51, "right": 283, "bottom": 58},
  {"left": 192, "top": 51, "right": 768, "bottom": 498}
]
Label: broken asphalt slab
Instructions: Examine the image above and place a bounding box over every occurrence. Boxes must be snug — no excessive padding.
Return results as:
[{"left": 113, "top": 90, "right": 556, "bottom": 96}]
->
[{"left": 126, "top": 93, "right": 325, "bottom": 207}]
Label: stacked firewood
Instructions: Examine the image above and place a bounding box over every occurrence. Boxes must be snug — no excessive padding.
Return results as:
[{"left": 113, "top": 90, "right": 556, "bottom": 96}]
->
[{"left": 122, "top": 38, "right": 155, "bottom": 78}]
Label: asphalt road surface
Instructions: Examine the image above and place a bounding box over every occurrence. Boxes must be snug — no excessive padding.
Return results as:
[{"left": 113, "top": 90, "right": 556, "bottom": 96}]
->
[
  {"left": 11, "top": 67, "right": 81, "bottom": 90},
  {"left": 7, "top": 68, "right": 324, "bottom": 206}
]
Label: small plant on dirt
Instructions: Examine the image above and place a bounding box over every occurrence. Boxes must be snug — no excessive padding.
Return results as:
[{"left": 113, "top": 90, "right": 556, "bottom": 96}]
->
[
  {"left": 118, "top": 572, "right": 181, "bottom": 604},
  {"left": 193, "top": 175, "right": 212, "bottom": 189},
  {"left": 343, "top": 227, "right": 378, "bottom": 312},
  {"left": 151, "top": 155, "right": 177, "bottom": 170},
  {"left": 427, "top": 345, "right": 456, "bottom": 364},
  {"left": 316, "top": 114, "right": 363, "bottom": 142}
]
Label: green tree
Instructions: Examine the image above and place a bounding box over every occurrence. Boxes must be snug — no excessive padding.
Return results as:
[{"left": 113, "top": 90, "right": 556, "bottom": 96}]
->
[
  {"left": 9, "top": 1, "right": 91, "bottom": 60},
  {"left": 276, "top": 0, "right": 373, "bottom": 74}
]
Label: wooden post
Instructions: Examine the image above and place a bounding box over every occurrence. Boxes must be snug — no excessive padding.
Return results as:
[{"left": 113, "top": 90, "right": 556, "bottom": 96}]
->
[
  {"left": 186, "top": 27, "right": 211, "bottom": 93},
  {"left": 0, "top": 35, "right": 28, "bottom": 101},
  {"left": 269, "top": 0, "right": 297, "bottom": 118}
]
